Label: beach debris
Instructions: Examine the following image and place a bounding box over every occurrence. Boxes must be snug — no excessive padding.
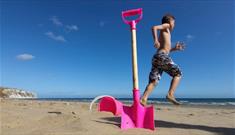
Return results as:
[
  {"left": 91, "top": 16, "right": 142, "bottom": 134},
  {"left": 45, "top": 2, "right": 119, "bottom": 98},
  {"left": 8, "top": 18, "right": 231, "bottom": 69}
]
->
[
  {"left": 18, "top": 103, "right": 27, "bottom": 106},
  {"left": 221, "top": 111, "right": 231, "bottom": 114},
  {"left": 48, "top": 111, "right": 62, "bottom": 115},
  {"left": 49, "top": 102, "right": 56, "bottom": 105},
  {"left": 64, "top": 102, "right": 70, "bottom": 106},
  {"left": 188, "top": 113, "right": 194, "bottom": 116},
  {"left": 167, "top": 108, "right": 172, "bottom": 111},
  {"left": 71, "top": 111, "right": 76, "bottom": 115},
  {"left": 156, "top": 107, "right": 161, "bottom": 110}
]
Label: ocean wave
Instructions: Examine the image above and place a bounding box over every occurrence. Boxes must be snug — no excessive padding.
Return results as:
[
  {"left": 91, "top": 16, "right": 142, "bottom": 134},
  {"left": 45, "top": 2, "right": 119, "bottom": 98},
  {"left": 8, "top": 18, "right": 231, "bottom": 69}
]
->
[
  {"left": 35, "top": 98, "right": 235, "bottom": 106},
  {"left": 149, "top": 100, "right": 235, "bottom": 106},
  {"left": 227, "top": 102, "right": 235, "bottom": 105}
]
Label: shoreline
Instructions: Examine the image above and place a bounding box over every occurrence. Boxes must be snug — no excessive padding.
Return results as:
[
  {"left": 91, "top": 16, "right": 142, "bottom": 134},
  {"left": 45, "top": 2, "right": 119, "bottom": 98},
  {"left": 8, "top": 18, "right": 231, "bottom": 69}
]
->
[{"left": 5, "top": 98, "right": 235, "bottom": 110}]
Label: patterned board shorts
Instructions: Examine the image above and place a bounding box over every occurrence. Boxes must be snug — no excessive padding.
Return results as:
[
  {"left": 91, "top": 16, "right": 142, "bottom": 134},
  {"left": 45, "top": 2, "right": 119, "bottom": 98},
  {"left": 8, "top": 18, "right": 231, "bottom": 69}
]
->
[{"left": 149, "top": 51, "right": 182, "bottom": 83}]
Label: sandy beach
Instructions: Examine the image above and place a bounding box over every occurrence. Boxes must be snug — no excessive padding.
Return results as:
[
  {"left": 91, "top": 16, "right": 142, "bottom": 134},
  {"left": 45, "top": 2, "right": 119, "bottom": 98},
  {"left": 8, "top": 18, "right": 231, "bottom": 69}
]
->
[{"left": 1, "top": 99, "right": 234, "bottom": 135}]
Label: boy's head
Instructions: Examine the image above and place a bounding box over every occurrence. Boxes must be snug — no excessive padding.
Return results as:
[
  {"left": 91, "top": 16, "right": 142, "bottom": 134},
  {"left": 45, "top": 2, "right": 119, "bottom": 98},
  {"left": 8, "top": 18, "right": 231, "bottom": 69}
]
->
[{"left": 162, "top": 14, "right": 175, "bottom": 31}]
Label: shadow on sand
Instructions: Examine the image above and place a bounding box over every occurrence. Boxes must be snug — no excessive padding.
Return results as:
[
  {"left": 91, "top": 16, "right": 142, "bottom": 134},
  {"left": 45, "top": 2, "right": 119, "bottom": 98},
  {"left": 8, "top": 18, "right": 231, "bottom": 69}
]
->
[{"left": 94, "top": 117, "right": 235, "bottom": 135}]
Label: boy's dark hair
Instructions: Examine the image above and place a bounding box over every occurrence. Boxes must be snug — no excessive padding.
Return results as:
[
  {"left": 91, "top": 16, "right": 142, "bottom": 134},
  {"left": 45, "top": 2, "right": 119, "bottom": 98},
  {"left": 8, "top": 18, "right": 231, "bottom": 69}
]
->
[{"left": 162, "top": 14, "right": 175, "bottom": 24}]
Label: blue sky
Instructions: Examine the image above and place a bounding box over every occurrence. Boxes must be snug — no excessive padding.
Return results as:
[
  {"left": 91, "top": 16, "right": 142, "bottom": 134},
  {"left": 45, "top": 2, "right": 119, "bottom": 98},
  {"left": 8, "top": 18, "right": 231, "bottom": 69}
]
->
[{"left": 1, "top": 0, "right": 234, "bottom": 98}]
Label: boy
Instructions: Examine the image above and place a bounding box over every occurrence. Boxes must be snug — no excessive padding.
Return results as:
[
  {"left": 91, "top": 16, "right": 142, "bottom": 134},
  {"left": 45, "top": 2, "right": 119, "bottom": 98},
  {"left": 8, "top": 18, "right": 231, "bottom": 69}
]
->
[{"left": 140, "top": 14, "right": 185, "bottom": 106}]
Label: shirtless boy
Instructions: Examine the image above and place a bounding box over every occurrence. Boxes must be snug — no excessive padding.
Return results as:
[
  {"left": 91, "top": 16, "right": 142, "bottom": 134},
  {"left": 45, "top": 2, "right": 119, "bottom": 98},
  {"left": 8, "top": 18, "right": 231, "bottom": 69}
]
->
[{"left": 140, "top": 14, "right": 185, "bottom": 106}]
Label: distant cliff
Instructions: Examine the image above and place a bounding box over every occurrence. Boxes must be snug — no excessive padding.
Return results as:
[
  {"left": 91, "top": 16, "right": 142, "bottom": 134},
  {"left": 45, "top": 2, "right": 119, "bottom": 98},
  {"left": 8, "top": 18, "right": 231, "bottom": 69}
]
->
[{"left": 0, "top": 87, "right": 37, "bottom": 99}]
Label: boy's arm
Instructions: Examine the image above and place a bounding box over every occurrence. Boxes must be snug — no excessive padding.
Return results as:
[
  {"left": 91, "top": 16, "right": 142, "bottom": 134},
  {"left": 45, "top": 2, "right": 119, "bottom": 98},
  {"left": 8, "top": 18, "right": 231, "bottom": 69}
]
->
[
  {"left": 170, "top": 47, "right": 177, "bottom": 52},
  {"left": 152, "top": 23, "right": 170, "bottom": 49},
  {"left": 171, "top": 42, "right": 185, "bottom": 52}
]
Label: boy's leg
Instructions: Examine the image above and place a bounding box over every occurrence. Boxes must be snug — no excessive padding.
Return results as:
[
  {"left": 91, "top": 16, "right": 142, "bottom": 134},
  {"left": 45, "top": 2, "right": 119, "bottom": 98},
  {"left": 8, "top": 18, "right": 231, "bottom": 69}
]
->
[
  {"left": 163, "top": 56, "right": 182, "bottom": 105},
  {"left": 140, "top": 69, "right": 162, "bottom": 106},
  {"left": 168, "top": 76, "right": 181, "bottom": 97},
  {"left": 141, "top": 80, "right": 158, "bottom": 104}
]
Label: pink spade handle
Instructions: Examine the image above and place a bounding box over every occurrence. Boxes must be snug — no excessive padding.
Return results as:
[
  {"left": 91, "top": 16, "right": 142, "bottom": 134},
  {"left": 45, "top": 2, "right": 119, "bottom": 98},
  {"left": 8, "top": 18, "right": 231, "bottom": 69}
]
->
[{"left": 121, "top": 8, "right": 143, "bottom": 30}]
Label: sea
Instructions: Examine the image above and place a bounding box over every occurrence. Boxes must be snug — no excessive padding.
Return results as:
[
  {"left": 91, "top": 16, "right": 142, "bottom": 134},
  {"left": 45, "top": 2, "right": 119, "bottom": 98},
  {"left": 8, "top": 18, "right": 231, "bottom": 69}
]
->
[{"left": 31, "top": 98, "right": 235, "bottom": 107}]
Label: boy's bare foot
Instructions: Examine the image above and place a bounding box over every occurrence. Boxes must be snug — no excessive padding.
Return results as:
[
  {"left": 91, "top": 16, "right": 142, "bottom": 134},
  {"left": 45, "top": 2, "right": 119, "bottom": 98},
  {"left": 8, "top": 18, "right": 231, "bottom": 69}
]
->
[
  {"left": 166, "top": 94, "right": 181, "bottom": 105},
  {"left": 140, "top": 98, "right": 147, "bottom": 106}
]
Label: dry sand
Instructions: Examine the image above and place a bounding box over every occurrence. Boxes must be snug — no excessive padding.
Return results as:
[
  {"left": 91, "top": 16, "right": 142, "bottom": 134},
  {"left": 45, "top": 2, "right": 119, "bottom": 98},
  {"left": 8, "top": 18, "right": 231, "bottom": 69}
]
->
[{"left": 1, "top": 99, "right": 234, "bottom": 135}]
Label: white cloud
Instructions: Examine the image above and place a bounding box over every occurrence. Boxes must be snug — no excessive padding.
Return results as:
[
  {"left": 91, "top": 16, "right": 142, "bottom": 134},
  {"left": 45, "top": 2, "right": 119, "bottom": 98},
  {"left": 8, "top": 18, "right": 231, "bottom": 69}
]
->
[
  {"left": 99, "top": 21, "right": 106, "bottom": 27},
  {"left": 66, "top": 25, "right": 78, "bottom": 31},
  {"left": 38, "top": 24, "right": 44, "bottom": 27},
  {"left": 45, "top": 31, "right": 66, "bottom": 42},
  {"left": 16, "top": 54, "right": 35, "bottom": 61},
  {"left": 186, "top": 34, "right": 194, "bottom": 39},
  {"left": 50, "top": 16, "right": 63, "bottom": 26},
  {"left": 45, "top": 16, "right": 78, "bottom": 42},
  {"left": 186, "top": 34, "right": 195, "bottom": 42}
]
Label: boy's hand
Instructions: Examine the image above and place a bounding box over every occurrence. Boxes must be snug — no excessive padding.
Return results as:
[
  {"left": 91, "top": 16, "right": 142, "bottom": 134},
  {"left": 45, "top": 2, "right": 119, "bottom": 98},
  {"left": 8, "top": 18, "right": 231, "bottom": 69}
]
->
[
  {"left": 154, "top": 40, "right": 160, "bottom": 49},
  {"left": 174, "top": 41, "right": 185, "bottom": 51}
]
